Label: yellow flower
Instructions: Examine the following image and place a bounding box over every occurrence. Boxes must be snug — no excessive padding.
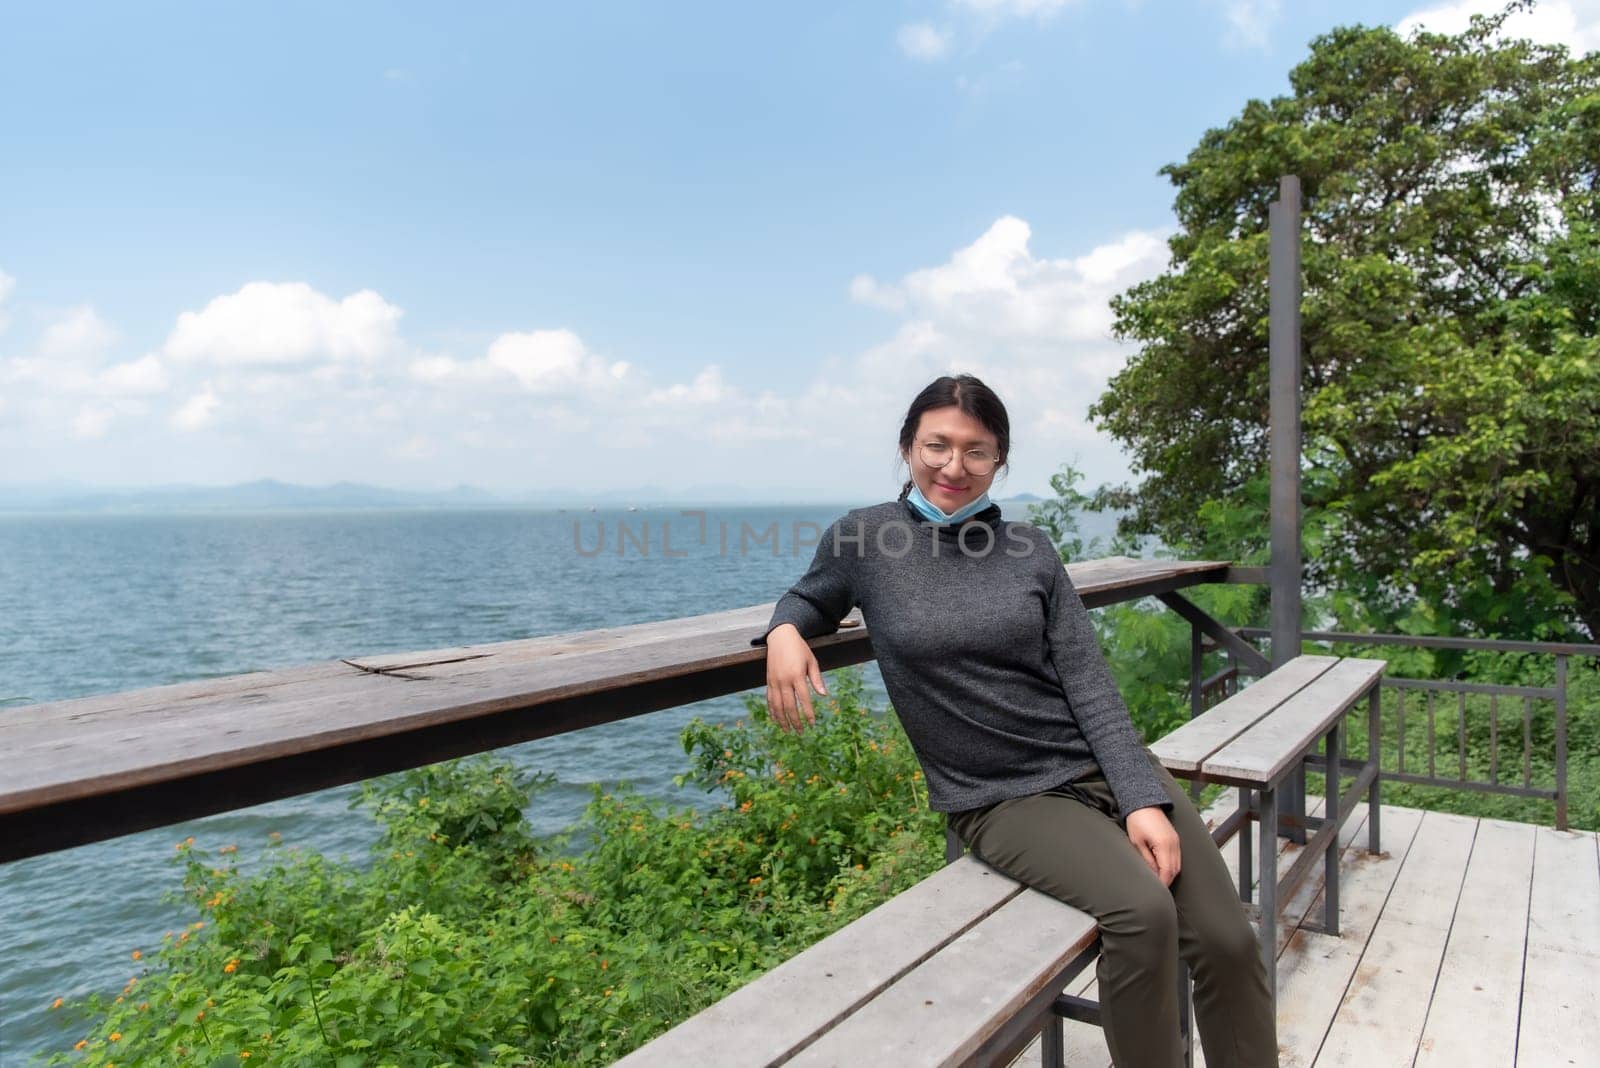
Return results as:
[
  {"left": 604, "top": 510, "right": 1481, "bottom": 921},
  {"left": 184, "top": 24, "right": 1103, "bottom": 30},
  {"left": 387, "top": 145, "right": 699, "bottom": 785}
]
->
[
  {"left": 604, "top": 987, "right": 614, "bottom": 997},
  {"left": 240, "top": 1054, "right": 251, "bottom": 1059},
  {"left": 749, "top": 876, "right": 762, "bottom": 884},
  {"left": 109, "top": 1031, "right": 122, "bottom": 1041},
  {"left": 224, "top": 959, "right": 240, "bottom": 974}
]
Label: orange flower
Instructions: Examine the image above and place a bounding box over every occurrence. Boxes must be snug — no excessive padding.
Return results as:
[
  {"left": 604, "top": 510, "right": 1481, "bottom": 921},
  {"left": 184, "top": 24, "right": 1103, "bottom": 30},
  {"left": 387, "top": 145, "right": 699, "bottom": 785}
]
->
[
  {"left": 604, "top": 987, "right": 613, "bottom": 997},
  {"left": 195, "top": 1010, "right": 205, "bottom": 1022},
  {"left": 130, "top": 950, "right": 141, "bottom": 961},
  {"left": 224, "top": 959, "right": 240, "bottom": 974},
  {"left": 600, "top": 959, "right": 609, "bottom": 970},
  {"left": 109, "top": 1031, "right": 122, "bottom": 1041},
  {"left": 73, "top": 1040, "right": 85, "bottom": 1051},
  {"left": 738, "top": 801, "right": 752, "bottom": 813},
  {"left": 749, "top": 876, "right": 762, "bottom": 884},
  {"left": 49, "top": 997, "right": 62, "bottom": 1010}
]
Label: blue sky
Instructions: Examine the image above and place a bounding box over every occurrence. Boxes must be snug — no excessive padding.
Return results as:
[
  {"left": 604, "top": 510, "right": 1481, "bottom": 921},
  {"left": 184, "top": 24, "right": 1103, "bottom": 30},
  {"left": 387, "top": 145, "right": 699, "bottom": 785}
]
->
[{"left": 2, "top": 0, "right": 1591, "bottom": 501}]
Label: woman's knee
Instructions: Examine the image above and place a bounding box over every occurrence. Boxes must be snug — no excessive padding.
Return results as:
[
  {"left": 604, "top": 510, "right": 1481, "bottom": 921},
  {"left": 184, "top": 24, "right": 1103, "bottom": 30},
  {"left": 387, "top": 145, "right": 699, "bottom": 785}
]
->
[
  {"left": 1192, "top": 904, "right": 1260, "bottom": 972},
  {"left": 1102, "top": 881, "right": 1179, "bottom": 957}
]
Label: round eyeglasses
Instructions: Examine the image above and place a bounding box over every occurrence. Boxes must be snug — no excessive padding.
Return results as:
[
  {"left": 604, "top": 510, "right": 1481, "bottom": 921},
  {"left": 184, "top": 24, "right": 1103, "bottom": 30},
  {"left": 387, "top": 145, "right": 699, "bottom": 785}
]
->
[{"left": 916, "top": 441, "right": 1000, "bottom": 476}]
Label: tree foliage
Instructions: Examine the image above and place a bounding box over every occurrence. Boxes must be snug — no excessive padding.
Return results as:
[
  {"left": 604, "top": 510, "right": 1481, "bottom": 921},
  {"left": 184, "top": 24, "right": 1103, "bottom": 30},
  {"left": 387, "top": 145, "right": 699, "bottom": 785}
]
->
[{"left": 1091, "top": 1, "right": 1599, "bottom": 639}]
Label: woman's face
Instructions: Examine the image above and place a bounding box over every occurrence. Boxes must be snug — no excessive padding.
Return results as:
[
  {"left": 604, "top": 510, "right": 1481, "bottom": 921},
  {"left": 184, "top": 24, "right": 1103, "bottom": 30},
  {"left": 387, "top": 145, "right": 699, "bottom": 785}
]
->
[{"left": 903, "top": 405, "right": 1002, "bottom": 515}]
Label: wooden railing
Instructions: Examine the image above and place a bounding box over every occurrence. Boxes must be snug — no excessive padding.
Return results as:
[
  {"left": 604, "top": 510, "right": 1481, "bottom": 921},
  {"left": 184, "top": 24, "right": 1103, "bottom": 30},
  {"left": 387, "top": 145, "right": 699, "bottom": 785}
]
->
[{"left": 0, "top": 556, "right": 1249, "bottom": 864}]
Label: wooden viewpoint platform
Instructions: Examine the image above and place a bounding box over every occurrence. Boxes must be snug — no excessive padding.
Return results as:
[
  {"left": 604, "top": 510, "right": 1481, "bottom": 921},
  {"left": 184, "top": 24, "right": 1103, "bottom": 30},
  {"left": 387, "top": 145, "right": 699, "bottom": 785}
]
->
[
  {"left": 0, "top": 555, "right": 1241, "bottom": 863},
  {"left": 1009, "top": 799, "right": 1600, "bottom": 1068}
]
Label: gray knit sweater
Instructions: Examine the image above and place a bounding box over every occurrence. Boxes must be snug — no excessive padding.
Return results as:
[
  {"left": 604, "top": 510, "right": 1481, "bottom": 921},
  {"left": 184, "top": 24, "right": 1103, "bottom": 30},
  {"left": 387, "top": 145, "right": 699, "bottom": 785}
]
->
[{"left": 751, "top": 498, "right": 1171, "bottom": 817}]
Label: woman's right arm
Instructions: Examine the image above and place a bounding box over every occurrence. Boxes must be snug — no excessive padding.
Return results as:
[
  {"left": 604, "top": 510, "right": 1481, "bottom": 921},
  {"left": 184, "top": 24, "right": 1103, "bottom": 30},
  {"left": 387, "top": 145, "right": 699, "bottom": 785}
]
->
[{"left": 751, "top": 519, "right": 859, "bottom": 733}]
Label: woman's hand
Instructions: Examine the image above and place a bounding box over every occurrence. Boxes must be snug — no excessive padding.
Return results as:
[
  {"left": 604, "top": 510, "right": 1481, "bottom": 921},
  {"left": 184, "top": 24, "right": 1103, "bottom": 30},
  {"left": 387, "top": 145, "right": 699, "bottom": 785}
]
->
[
  {"left": 764, "top": 623, "right": 828, "bottom": 734},
  {"left": 1125, "top": 806, "right": 1181, "bottom": 886}
]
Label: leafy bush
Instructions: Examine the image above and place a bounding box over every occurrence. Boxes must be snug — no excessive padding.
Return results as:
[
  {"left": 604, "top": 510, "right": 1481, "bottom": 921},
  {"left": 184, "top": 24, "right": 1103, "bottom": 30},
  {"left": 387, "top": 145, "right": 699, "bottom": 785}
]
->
[{"left": 41, "top": 668, "right": 945, "bottom": 1065}]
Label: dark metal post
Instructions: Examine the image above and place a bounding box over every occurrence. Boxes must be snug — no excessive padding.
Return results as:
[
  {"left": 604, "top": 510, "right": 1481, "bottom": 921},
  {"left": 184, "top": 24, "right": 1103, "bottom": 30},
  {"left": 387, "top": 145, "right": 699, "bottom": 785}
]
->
[
  {"left": 1270, "top": 174, "right": 1306, "bottom": 844},
  {"left": 1555, "top": 655, "right": 1568, "bottom": 831},
  {"left": 1189, "top": 623, "right": 1204, "bottom": 801}
]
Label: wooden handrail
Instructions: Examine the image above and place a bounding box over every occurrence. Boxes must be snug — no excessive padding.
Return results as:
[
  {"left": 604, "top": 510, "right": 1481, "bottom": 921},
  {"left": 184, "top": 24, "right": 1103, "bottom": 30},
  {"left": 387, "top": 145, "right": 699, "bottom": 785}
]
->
[{"left": 0, "top": 556, "right": 1232, "bottom": 863}]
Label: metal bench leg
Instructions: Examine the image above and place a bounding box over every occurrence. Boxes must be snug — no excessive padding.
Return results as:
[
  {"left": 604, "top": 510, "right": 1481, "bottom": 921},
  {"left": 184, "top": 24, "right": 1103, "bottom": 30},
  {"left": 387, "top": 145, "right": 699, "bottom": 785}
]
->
[
  {"left": 1041, "top": 1010, "right": 1065, "bottom": 1068},
  {"left": 1324, "top": 721, "right": 1341, "bottom": 938},
  {"left": 1238, "top": 787, "right": 1253, "bottom": 904},
  {"left": 1257, "top": 787, "right": 1278, "bottom": 1001},
  {"left": 1366, "top": 686, "right": 1381, "bottom": 854}
]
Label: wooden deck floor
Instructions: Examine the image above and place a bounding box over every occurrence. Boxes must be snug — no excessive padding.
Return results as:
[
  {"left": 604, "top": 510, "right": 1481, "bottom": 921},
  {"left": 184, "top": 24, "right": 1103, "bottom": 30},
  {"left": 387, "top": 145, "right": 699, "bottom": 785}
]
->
[{"left": 1008, "top": 801, "right": 1599, "bottom": 1068}]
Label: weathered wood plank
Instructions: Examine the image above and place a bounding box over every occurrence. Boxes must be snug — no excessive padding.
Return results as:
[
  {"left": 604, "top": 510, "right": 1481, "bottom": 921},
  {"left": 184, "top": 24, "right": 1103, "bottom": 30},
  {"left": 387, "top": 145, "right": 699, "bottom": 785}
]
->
[
  {"left": 1410, "top": 818, "right": 1535, "bottom": 1067},
  {"left": 612, "top": 854, "right": 1025, "bottom": 1068},
  {"left": 1202, "top": 659, "right": 1385, "bottom": 785},
  {"left": 787, "top": 889, "right": 1099, "bottom": 1067},
  {"left": 1150, "top": 656, "right": 1338, "bottom": 773},
  {"left": 0, "top": 557, "right": 1237, "bottom": 861},
  {"left": 1515, "top": 825, "right": 1600, "bottom": 1067},
  {"left": 1313, "top": 810, "right": 1477, "bottom": 1067}
]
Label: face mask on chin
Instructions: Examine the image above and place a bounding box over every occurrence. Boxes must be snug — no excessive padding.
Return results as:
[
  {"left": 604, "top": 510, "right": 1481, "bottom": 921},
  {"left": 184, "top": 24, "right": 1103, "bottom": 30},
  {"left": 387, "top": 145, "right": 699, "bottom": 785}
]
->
[{"left": 906, "top": 479, "right": 992, "bottom": 524}]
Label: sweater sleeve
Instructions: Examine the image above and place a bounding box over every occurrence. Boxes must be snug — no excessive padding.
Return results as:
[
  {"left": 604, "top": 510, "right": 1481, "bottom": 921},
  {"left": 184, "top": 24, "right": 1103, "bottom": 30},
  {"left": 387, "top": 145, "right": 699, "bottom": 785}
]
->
[
  {"left": 750, "top": 517, "right": 859, "bottom": 646},
  {"left": 1043, "top": 553, "right": 1172, "bottom": 816}
]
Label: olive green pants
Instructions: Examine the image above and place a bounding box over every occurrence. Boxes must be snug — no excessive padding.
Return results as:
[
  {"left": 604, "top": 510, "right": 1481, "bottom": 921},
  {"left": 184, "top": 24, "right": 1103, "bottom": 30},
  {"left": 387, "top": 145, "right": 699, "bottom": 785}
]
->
[{"left": 948, "top": 754, "right": 1276, "bottom": 1068}]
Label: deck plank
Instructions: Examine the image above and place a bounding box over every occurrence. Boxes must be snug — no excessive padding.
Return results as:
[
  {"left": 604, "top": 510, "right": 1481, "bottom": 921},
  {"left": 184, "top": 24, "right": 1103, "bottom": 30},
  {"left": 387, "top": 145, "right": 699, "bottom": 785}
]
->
[
  {"left": 1273, "top": 804, "right": 1426, "bottom": 1067},
  {"left": 1313, "top": 810, "right": 1477, "bottom": 1067},
  {"left": 1413, "top": 818, "right": 1536, "bottom": 1068},
  {"left": 1515, "top": 825, "right": 1600, "bottom": 1067}
]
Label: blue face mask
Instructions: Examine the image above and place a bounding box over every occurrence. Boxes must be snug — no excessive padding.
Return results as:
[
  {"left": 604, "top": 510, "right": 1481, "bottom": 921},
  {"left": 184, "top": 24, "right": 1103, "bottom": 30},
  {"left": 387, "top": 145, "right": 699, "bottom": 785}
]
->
[{"left": 906, "top": 480, "right": 993, "bottom": 524}]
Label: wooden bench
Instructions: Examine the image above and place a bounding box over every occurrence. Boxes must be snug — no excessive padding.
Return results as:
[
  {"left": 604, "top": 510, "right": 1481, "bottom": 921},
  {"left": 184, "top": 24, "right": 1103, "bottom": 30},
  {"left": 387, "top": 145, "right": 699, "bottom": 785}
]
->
[
  {"left": 612, "top": 853, "right": 1105, "bottom": 1067},
  {"left": 1150, "top": 653, "right": 1386, "bottom": 997},
  {"left": 617, "top": 653, "right": 1383, "bottom": 1066}
]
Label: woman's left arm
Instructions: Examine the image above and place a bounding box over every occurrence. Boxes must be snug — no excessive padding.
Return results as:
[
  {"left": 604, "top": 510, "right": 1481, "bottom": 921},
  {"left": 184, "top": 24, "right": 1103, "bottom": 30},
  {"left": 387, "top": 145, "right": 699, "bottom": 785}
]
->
[{"left": 1041, "top": 551, "right": 1173, "bottom": 817}]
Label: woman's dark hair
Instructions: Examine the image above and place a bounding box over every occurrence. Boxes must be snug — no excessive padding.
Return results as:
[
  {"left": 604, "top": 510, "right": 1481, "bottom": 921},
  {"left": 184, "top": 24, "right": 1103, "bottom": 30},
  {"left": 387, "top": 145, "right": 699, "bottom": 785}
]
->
[{"left": 896, "top": 373, "right": 1011, "bottom": 500}]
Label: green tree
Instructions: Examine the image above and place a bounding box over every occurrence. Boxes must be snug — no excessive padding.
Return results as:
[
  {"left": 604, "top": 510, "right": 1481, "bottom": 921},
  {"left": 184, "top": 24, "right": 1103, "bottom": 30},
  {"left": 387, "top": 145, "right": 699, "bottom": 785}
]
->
[{"left": 1090, "top": 1, "right": 1599, "bottom": 640}]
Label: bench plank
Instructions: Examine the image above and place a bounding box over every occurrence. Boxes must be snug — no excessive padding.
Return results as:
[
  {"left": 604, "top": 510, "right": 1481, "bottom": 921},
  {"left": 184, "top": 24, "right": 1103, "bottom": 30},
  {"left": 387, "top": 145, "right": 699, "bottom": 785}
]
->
[
  {"left": 1201, "top": 658, "right": 1385, "bottom": 785},
  {"left": 1149, "top": 655, "right": 1338, "bottom": 773},
  {"left": 788, "top": 889, "right": 1099, "bottom": 1067},
  {"left": 611, "top": 855, "right": 1025, "bottom": 1068}
]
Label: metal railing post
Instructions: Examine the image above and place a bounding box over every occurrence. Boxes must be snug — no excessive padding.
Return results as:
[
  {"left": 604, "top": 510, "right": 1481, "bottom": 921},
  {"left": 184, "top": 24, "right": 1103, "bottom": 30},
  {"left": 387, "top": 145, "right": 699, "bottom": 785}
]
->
[{"left": 1555, "top": 655, "right": 1568, "bottom": 831}]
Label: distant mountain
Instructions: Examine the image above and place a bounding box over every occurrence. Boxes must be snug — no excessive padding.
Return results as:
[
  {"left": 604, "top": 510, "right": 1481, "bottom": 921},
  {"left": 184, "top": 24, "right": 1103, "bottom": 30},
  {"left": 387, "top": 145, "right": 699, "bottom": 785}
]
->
[
  {"left": 0, "top": 480, "right": 1059, "bottom": 514},
  {"left": 0, "top": 479, "right": 504, "bottom": 514}
]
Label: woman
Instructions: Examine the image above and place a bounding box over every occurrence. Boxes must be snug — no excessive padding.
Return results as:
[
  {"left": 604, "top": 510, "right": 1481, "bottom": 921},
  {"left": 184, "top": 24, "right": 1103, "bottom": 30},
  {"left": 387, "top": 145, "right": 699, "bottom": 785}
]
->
[{"left": 753, "top": 374, "right": 1276, "bottom": 1067}]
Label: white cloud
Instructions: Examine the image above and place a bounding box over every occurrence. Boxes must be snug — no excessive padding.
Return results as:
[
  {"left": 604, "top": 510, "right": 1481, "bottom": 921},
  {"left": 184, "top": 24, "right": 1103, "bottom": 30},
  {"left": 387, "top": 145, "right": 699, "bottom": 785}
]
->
[
  {"left": 1221, "top": 0, "right": 1281, "bottom": 50},
  {"left": 898, "top": 22, "right": 953, "bottom": 60},
  {"left": 171, "top": 385, "right": 220, "bottom": 431},
  {"left": 485, "top": 329, "right": 632, "bottom": 394},
  {"left": 98, "top": 354, "right": 168, "bottom": 395},
  {"left": 162, "top": 282, "right": 404, "bottom": 366},
  {"left": 850, "top": 215, "right": 1169, "bottom": 343},
  {"left": 40, "top": 305, "right": 117, "bottom": 359},
  {"left": 1397, "top": 0, "right": 1600, "bottom": 52}
]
